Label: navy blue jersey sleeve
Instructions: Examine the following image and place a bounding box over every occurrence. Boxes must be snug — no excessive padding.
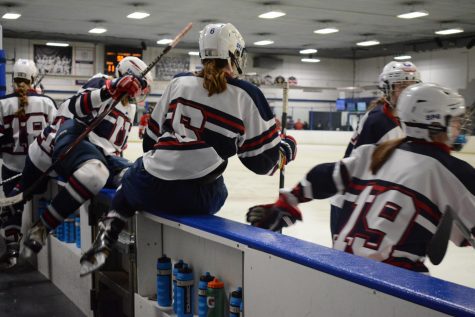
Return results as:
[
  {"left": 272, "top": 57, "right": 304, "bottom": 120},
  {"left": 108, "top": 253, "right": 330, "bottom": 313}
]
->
[{"left": 305, "top": 162, "right": 341, "bottom": 199}]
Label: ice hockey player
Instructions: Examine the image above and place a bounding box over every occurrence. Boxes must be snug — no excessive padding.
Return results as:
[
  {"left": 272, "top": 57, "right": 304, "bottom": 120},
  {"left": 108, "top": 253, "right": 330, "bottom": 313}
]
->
[
  {"left": 330, "top": 61, "right": 421, "bottom": 236},
  {"left": 0, "top": 59, "right": 57, "bottom": 268},
  {"left": 22, "top": 57, "right": 152, "bottom": 255},
  {"left": 79, "top": 23, "right": 297, "bottom": 275},
  {"left": 247, "top": 83, "right": 475, "bottom": 272}
]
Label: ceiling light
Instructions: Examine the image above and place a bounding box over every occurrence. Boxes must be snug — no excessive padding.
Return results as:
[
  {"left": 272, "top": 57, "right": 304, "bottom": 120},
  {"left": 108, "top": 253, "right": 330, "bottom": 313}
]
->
[
  {"left": 89, "top": 27, "right": 107, "bottom": 34},
  {"left": 299, "top": 49, "right": 318, "bottom": 54},
  {"left": 46, "top": 42, "right": 70, "bottom": 47},
  {"left": 127, "top": 11, "right": 150, "bottom": 19},
  {"left": 188, "top": 51, "right": 200, "bottom": 56},
  {"left": 394, "top": 55, "right": 412, "bottom": 60},
  {"left": 2, "top": 12, "right": 21, "bottom": 19},
  {"left": 157, "top": 38, "right": 173, "bottom": 45},
  {"left": 397, "top": 10, "right": 429, "bottom": 19},
  {"left": 356, "top": 40, "right": 380, "bottom": 46},
  {"left": 435, "top": 28, "right": 464, "bottom": 35},
  {"left": 314, "top": 28, "right": 339, "bottom": 34},
  {"left": 254, "top": 40, "right": 274, "bottom": 46},
  {"left": 301, "top": 58, "right": 320, "bottom": 63},
  {"left": 258, "top": 11, "right": 286, "bottom": 19}
]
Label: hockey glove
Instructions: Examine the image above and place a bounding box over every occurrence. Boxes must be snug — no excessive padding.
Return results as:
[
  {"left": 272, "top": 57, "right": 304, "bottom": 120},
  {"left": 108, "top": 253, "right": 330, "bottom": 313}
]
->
[
  {"left": 246, "top": 190, "right": 302, "bottom": 232},
  {"left": 279, "top": 135, "right": 297, "bottom": 167},
  {"left": 106, "top": 75, "right": 147, "bottom": 101}
]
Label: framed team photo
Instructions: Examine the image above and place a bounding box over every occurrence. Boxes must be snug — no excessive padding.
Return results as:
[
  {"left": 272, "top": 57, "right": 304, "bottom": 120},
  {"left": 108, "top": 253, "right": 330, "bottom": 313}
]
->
[{"left": 34, "top": 44, "right": 73, "bottom": 75}]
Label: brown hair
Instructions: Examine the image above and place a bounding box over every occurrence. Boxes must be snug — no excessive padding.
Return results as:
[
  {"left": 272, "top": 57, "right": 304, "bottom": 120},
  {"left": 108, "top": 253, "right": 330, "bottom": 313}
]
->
[
  {"left": 14, "top": 78, "right": 31, "bottom": 118},
  {"left": 366, "top": 97, "right": 385, "bottom": 112},
  {"left": 370, "top": 138, "right": 406, "bottom": 174},
  {"left": 197, "top": 59, "right": 229, "bottom": 96}
]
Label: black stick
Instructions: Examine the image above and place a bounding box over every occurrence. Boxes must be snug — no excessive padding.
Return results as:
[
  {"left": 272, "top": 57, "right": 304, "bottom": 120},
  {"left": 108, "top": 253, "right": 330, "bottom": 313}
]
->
[
  {"left": 0, "top": 23, "right": 193, "bottom": 207},
  {"left": 279, "top": 81, "right": 289, "bottom": 189}
]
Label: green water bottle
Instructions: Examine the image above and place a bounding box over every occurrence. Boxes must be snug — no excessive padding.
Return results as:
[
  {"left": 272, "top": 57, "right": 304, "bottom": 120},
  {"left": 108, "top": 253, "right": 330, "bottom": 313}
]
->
[{"left": 206, "top": 278, "right": 225, "bottom": 317}]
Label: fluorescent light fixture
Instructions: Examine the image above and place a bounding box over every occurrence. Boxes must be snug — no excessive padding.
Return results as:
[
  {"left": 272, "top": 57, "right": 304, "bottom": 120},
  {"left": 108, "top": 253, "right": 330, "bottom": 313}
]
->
[
  {"left": 2, "top": 12, "right": 21, "bottom": 19},
  {"left": 301, "top": 58, "right": 320, "bottom": 63},
  {"left": 258, "top": 11, "right": 286, "bottom": 19},
  {"left": 188, "top": 51, "right": 200, "bottom": 56},
  {"left": 127, "top": 11, "right": 150, "bottom": 19},
  {"left": 394, "top": 55, "right": 412, "bottom": 60},
  {"left": 89, "top": 27, "right": 107, "bottom": 34},
  {"left": 157, "top": 38, "right": 173, "bottom": 45},
  {"left": 314, "top": 28, "right": 339, "bottom": 34},
  {"left": 397, "top": 10, "right": 429, "bottom": 19},
  {"left": 254, "top": 40, "right": 274, "bottom": 46},
  {"left": 299, "top": 49, "right": 318, "bottom": 54},
  {"left": 46, "top": 42, "right": 69, "bottom": 47},
  {"left": 435, "top": 28, "right": 464, "bottom": 35},
  {"left": 356, "top": 40, "right": 380, "bottom": 46}
]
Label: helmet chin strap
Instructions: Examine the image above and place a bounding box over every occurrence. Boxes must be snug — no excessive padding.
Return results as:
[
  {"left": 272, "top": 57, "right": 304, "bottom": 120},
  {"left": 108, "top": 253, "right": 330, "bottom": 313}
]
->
[{"left": 230, "top": 55, "right": 242, "bottom": 75}]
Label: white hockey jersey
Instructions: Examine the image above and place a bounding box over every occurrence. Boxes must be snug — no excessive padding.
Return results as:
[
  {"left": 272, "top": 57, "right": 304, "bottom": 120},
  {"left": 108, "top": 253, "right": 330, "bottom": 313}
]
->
[
  {"left": 144, "top": 73, "right": 280, "bottom": 181},
  {"left": 0, "top": 91, "right": 57, "bottom": 172},
  {"left": 304, "top": 141, "right": 475, "bottom": 271},
  {"left": 67, "top": 77, "right": 136, "bottom": 156}
]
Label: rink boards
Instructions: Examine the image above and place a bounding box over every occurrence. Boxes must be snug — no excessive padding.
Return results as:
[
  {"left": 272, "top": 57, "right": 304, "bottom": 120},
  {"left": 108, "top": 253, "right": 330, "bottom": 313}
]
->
[{"left": 90, "top": 190, "right": 475, "bottom": 317}]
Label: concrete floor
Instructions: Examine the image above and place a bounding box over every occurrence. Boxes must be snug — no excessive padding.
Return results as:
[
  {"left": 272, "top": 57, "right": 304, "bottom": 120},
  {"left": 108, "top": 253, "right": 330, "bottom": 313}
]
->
[{"left": 124, "top": 140, "right": 475, "bottom": 289}]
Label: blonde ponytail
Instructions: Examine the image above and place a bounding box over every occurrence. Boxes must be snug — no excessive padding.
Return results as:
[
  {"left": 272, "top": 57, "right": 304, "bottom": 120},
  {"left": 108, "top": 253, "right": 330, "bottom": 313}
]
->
[
  {"left": 14, "top": 79, "right": 30, "bottom": 118},
  {"left": 198, "top": 59, "right": 228, "bottom": 96},
  {"left": 370, "top": 138, "right": 406, "bottom": 174}
]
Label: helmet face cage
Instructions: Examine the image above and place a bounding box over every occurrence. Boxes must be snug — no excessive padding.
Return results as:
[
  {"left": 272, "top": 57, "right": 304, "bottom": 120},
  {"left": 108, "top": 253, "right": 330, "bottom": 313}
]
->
[
  {"left": 115, "top": 56, "right": 152, "bottom": 104},
  {"left": 451, "top": 109, "right": 473, "bottom": 151},
  {"left": 199, "top": 23, "right": 247, "bottom": 75},
  {"left": 13, "top": 59, "right": 38, "bottom": 83},
  {"left": 397, "top": 83, "right": 467, "bottom": 149}
]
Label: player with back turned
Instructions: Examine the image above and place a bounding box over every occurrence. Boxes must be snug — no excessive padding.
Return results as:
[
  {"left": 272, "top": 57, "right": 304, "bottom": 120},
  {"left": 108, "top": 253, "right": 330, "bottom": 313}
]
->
[
  {"left": 247, "top": 83, "right": 475, "bottom": 273},
  {"left": 0, "top": 59, "right": 57, "bottom": 268},
  {"left": 330, "top": 61, "right": 422, "bottom": 237},
  {"left": 79, "top": 23, "right": 297, "bottom": 275}
]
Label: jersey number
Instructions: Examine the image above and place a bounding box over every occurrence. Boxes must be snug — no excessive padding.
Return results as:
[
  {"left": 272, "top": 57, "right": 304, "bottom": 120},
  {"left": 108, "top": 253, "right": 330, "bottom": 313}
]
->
[
  {"left": 171, "top": 102, "right": 205, "bottom": 141},
  {"left": 337, "top": 186, "right": 417, "bottom": 259}
]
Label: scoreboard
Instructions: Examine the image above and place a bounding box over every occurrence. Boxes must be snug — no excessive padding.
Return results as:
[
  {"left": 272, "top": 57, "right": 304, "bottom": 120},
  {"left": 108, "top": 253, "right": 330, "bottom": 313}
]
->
[{"left": 104, "top": 46, "right": 142, "bottom": 75}]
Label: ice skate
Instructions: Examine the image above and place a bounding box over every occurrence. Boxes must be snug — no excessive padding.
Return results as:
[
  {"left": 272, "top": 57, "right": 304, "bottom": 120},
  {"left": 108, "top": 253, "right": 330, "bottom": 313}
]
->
[
  {"left": 23, "top": 221, "right": 48, "bottom": 254},
  {"left": 0, "top": 242, "right": 20, "bottom": 270},
  {"left": 80, "top": 216, "right": 125, "bottom": 276}
]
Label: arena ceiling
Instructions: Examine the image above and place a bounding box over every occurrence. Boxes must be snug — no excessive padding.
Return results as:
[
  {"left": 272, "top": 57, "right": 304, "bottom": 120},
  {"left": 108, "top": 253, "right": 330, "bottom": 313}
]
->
[{"left": 1, "top": 0, "right": 475, "bottom": 59}]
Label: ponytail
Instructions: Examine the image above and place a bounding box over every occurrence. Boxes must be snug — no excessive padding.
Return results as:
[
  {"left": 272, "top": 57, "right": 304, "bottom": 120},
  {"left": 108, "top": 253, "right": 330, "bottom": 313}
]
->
[
  {"left": 197, "top": 59, "right": 228, "bottom": 96},
  {"left": 370, "top": 138, "right": 406, "bottom": 174},
  {"left": 14, "top": 78, "right": 31, "bottom": 118}
]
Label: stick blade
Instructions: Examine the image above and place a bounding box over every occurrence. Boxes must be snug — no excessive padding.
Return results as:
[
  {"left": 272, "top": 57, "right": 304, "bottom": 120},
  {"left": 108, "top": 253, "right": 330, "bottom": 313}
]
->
[
  {"left": 427, "top": 208, "right": 454, "bottom": 265},
  {"left": 0, "top": 193, "right": 23, "bottom": 207}
]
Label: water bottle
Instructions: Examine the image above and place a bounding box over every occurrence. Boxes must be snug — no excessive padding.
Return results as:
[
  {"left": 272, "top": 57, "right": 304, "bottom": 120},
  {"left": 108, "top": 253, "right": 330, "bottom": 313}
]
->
[
  {"left": 156, "top": 255, "right": 172, "bottom": 307},
  {"left": 173, "top": 260, "right": 185, "bottom": 312},
  {"left": 176, "top": 264, "right": 194, "bottom": 317},
  {"left": 75, "top": 216, "right": 81, "bottom": 248},
  {"left": 206, "top": 278, "right": 225, "bottom": 317},
  {"left": 198, "top": 272, "right": 215, "bottom": 317},
  {"left": 229, "top": 287, "right": 242, "bottom": 317}
]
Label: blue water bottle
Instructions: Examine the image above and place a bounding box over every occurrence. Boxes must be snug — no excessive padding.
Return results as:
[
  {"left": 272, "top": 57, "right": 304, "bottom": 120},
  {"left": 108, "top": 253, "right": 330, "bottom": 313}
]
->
[
  {"left": 176, "top": 264, "right": 194, "bottom": 317},
  {"left": 75, "top": 216, "right": 81, "bottom": 248},
  {"left": 173, "top": 260, "right": 185, "bottom": 312},
  {"left": 229, "top": 287, "right": 242, "bottom": 317},
  {"left": 156, "top": 255, "right": 172, "bottom": 307},
  {"left": 198, "top": 272, "right": 214, "bottom": 317}
]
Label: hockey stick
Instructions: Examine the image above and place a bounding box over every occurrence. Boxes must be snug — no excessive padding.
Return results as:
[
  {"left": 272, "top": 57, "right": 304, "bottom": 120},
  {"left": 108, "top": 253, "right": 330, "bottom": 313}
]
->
[
  {"left": 0, "top": 173, "right": 22, "bottom": 187},
  {"left": 279, "top": 81, "right": 289, "bottom": 189},
  {"left": 427, "top": 206, "right": 454, "bottom": 265},
  {"left": 427, "top": 206, "right": 475, "bottom": 265},
  {"left": 0, "top": 22, "right": 193, "bottom": 208}
]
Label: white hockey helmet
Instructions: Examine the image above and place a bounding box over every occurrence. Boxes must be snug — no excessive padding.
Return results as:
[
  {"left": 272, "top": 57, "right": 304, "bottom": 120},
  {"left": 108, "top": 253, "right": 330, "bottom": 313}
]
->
[
  {"left": 199, "top": 23, "right": 247, "bottom": 75},
  {"left": 115, "top": 56, "right": 153, "bottom": 103},
  {"left": 397, "top": 83, "right": 469, "bottom": 149},
  {"left": 13, "top": 59, "right": 38, "bottom": 83},
  {"left": 379, "top": 61, "right": 421, "bottom": 97}
]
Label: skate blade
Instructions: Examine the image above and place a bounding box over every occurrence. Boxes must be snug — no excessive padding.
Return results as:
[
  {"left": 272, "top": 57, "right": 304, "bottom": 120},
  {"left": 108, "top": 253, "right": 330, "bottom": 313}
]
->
[{"left": 79, "top": 252, "right": 107, "bottom": 277}]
